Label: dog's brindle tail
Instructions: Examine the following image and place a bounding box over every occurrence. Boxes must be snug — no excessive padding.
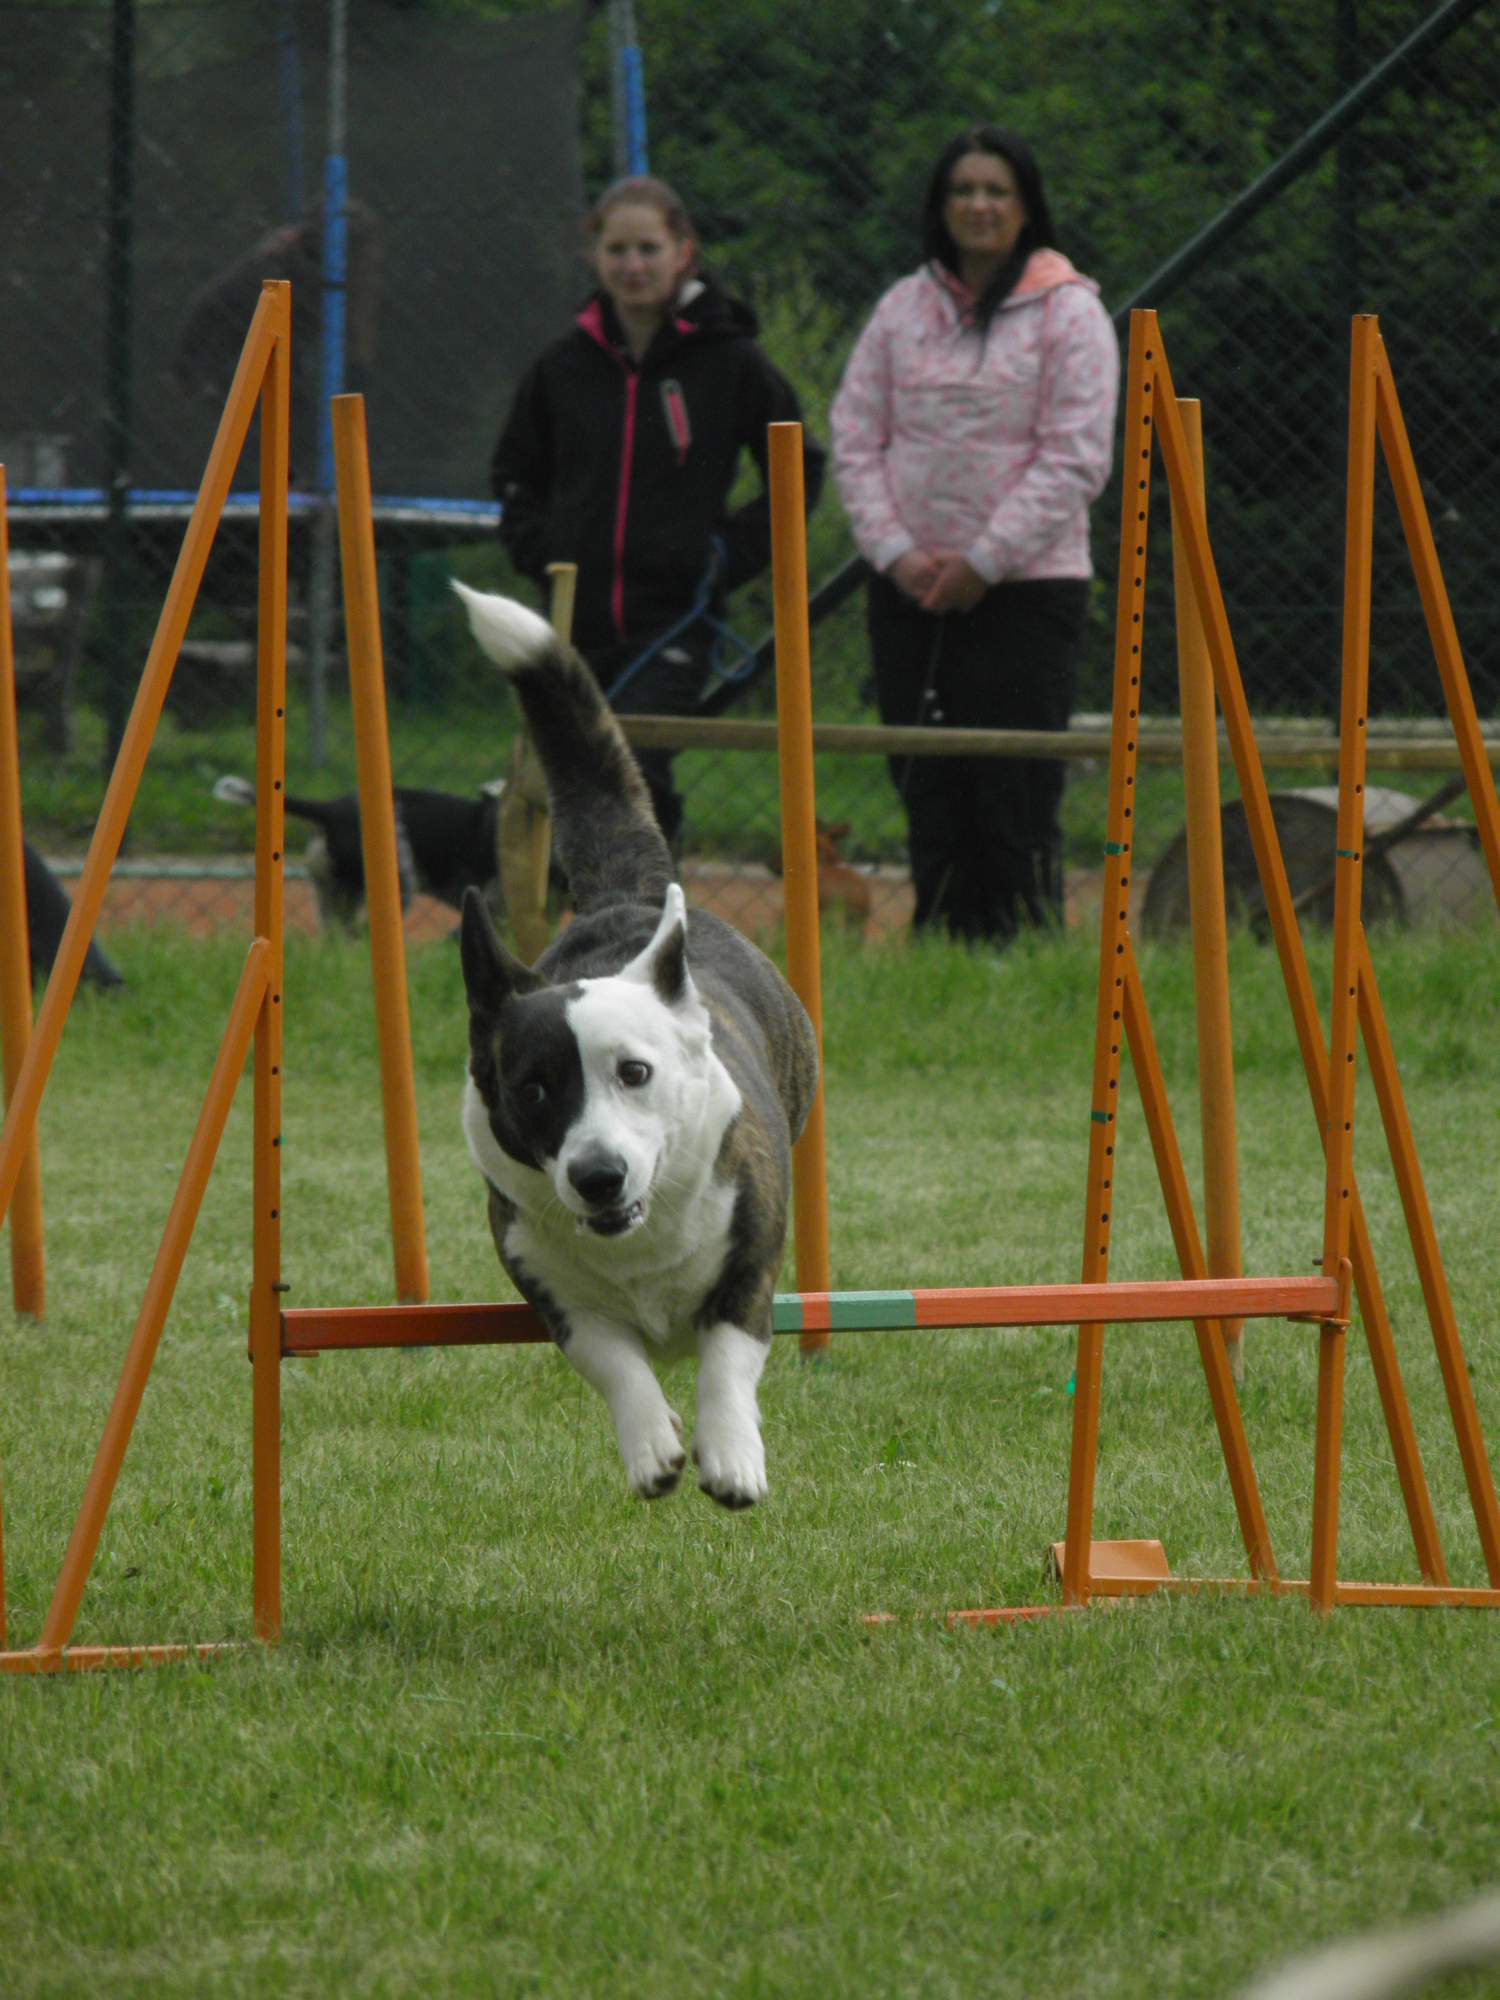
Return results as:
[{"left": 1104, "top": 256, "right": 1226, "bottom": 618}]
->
[
  {"left": 212, "top": 772, "right": 353, "bottom": 834},
  {"left": 452, "top": 582, "right": 673, "bottom": 914}
]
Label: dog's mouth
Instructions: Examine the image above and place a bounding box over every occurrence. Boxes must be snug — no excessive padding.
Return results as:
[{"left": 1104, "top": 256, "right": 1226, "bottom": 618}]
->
[{"left": 580, "top": 1200, "right": 646, "bottom": 1238}]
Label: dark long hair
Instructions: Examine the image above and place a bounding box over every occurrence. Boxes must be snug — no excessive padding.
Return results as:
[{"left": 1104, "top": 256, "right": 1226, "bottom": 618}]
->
[{"left": 921, "top": 126, "right": 1055, "bottom": 336}]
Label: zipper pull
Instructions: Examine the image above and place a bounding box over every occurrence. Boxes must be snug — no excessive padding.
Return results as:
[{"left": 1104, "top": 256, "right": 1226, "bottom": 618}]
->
[{"left": 659, "top": 378, "right": 691, "bottom": 465}]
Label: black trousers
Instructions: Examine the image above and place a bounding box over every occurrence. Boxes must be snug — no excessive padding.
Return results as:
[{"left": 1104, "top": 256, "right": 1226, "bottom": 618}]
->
[
  {"left": 580, "top": 627, "right": 712, "bottom": 851},
  {"left": 867, "top": 571, "right": 1090, "bottom": 945}
]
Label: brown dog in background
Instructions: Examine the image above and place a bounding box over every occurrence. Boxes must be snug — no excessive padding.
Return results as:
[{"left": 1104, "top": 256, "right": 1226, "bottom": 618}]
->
[{"left": 771, "top": 819, "right": 873, "bottom": 933}]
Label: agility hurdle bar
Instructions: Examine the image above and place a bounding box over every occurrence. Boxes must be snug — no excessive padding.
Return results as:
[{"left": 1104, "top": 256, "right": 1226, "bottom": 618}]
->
[{"left": 280, "top": 1275, "right": 1345, "bottom": 1354}]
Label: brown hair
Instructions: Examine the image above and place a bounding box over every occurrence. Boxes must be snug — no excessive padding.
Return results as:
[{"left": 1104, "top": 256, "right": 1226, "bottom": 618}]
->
[{"left": 589, "top": 175, "right": 697, "bottom": 251}]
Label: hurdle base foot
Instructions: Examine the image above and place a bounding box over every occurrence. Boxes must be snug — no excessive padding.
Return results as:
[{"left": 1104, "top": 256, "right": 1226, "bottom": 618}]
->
[{"left": 1046, "top": 1538, "right": 1173, "bottom": 1592}]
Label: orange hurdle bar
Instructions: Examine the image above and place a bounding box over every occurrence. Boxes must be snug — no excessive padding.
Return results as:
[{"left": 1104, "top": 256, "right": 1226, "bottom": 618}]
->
[{"left": 282, "top": 1271, "right": 1342, "bottom": 1356}]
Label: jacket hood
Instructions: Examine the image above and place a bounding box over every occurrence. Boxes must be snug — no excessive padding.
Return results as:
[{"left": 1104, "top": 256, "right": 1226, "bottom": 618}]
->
[
  {"left": 1010, "top": 248, "right": 1096, "bottom": 301},
  {"left": 576, "top": 273, "right": 758, "bottom": 358},
  {"left": 926, "top": 247, "right": 1099, "bottom": 322}
]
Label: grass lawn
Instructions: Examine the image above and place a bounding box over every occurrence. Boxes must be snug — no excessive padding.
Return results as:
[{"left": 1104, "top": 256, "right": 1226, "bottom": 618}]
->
[{"left": 3, "top": 918, "right": 1500, "bottom": 1997}]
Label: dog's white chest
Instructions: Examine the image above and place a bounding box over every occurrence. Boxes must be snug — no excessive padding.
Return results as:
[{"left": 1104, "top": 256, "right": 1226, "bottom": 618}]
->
[{"left": 511, "top": 1174, "right": 737, "bottom": 1350}]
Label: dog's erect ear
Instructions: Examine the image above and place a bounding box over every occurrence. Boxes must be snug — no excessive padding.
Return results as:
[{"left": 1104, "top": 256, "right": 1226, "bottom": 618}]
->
[
  {"left": 459, "top": 886, "right": 543, "bottom": 1015},
  {"left": 622, "top": 882, "right": 691, "bottom": 1006}
]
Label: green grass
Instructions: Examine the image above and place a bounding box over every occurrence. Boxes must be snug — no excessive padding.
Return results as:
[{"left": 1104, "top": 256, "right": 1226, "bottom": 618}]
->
[{"left": 4, "top": 921, "right": 1500, "bottom": 1996}]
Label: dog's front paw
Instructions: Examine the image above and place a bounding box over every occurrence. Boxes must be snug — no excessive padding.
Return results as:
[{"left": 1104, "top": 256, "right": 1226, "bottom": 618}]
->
[
  {"left": 693, "top": 1424, "right": 768, "bottom": 1510},
  {"left": 623, "top": 1408, "right": 687, "bottom": 1501}
]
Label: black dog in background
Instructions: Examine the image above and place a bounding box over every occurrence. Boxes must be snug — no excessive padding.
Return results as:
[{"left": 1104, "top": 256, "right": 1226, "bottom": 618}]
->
[
  {"left": 212, "top": 774, "right": 505, "bottom": 931},
  {"left": 23, "top": 841, "right": 127, "bottom": 991}
]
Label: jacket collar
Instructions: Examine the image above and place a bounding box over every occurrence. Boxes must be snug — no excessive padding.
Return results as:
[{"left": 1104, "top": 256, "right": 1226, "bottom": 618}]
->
[
  {"left": 576, "top": 288, "right": 705, "bottom": 364},
  {"left": 927, "top": 248, "right": 1092, "bottom": 323}
]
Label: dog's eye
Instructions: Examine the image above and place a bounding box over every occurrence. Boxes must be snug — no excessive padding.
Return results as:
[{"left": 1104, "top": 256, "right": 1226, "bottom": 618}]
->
[
  {"left": 618, "top": 1059, "right": 652, "bottom": 1089},
  {"left": 517, "top": 1080, "right": 547, "bottom": 1108}
]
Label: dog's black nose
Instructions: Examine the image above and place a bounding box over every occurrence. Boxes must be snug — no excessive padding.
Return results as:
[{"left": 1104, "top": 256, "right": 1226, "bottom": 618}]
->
[{"left": 567, "top": 1150, "right": 629, "bottom": 1208}]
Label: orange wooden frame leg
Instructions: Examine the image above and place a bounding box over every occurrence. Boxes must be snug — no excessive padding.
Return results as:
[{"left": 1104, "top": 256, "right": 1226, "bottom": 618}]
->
[
  {"left": 332, "top": 394, "right": 428, "bottom": 1307},
  {"left": 35, "top": 945, "right": 271, "bottom": 1656},
  {"left": 769, "top": 423, "right": 831, "bottom": 1355}
]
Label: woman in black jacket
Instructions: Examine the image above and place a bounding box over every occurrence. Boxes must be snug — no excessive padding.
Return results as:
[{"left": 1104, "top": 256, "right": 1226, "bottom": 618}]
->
[{"left": 491, "top": 176, "right": 824, "bottom": 847}]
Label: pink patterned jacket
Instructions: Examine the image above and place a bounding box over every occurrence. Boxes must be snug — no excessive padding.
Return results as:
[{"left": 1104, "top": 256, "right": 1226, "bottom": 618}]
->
[{"left": 830, "top": 250, "right": 1119, "bottom": 585}]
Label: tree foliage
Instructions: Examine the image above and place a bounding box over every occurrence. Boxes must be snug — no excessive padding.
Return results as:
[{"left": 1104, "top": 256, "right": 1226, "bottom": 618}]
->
[{"left": 616, "top": 0, "right": 1499, "bottom": 714}]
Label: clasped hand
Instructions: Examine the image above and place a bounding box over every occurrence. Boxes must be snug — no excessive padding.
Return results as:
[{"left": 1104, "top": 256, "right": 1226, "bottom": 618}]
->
[{"left": 888, "top": 548, "right": 987, "bottom": 616}]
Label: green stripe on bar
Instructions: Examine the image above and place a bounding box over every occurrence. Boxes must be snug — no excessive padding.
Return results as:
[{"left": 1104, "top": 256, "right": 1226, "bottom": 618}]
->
[
  {"left": 1104, "top": 840, "right": 1129, "bottom": 855},
  {"left": 773, "top": 1292, "right": 919, "bottom": 1332},
  {"left": 1091, "top": 1110, "right": 1114, "bottom": 1125},
  {"left": 840, "top": 1296, "right": 924, "bottom": 1328},
  {"left": 832, "top": 1291, "right": 919, "bottom": 1330}
]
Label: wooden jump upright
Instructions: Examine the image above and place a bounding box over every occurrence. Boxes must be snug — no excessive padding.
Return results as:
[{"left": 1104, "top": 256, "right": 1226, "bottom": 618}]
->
[
  {"left": 1170, "top": 403, "right": 1245, "bottom": 1386},
  {"left": 331, "top": 394, "right": 429, "bottom": 1308},
  {"left": 0, "top": 465, "right": 47, "bottom": 1325}
]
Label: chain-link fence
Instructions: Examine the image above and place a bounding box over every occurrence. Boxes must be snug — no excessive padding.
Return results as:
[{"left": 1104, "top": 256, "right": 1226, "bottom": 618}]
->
[{"left": 5, "top": 0, "right": 1498, "bottom": 956}]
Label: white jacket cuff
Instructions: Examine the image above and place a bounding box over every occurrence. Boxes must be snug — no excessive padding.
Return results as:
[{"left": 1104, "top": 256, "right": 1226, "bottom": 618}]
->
[{"left": 874, "top": 533, "right": 916, "bottom": 574}]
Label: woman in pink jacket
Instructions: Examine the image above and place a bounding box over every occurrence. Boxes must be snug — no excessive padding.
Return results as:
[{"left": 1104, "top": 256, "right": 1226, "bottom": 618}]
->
[{"left": 831, "top": 126, "right": 1119, "bottom": 946}]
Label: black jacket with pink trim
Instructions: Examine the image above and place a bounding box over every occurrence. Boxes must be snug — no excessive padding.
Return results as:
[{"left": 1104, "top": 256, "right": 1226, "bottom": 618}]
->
[{"left": 490, "top": 277, "right": 824, "bottom": 653}]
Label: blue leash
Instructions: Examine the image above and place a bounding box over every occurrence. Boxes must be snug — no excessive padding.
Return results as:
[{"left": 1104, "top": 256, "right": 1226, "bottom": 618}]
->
[{"left": 604, "top": 538, "right": 758, "bottom": 710}]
